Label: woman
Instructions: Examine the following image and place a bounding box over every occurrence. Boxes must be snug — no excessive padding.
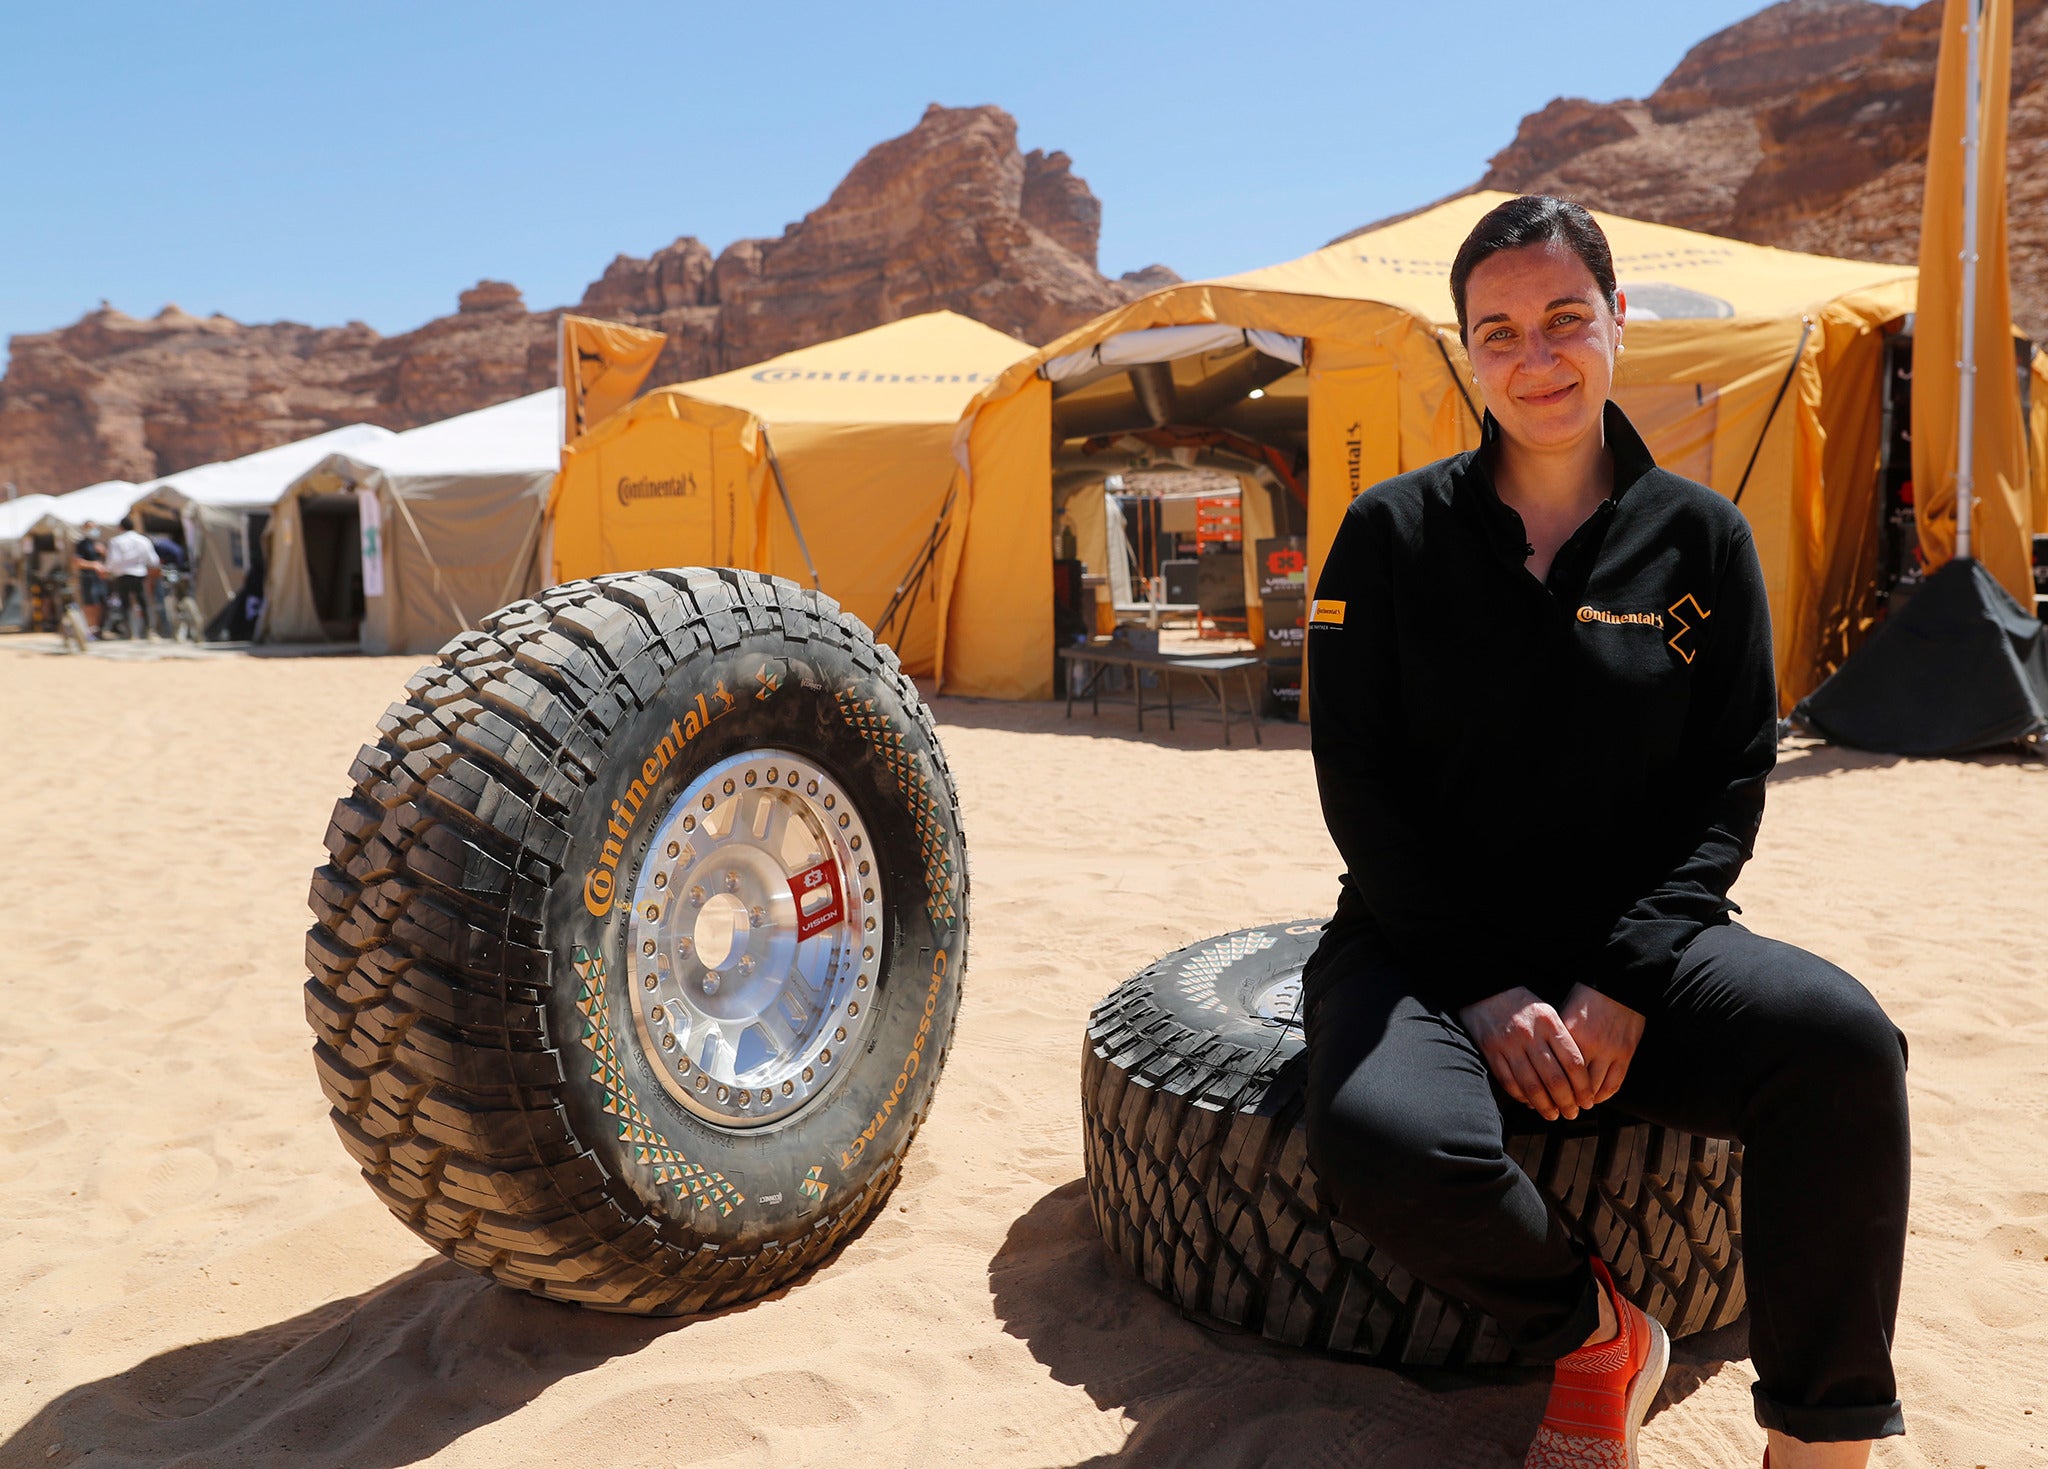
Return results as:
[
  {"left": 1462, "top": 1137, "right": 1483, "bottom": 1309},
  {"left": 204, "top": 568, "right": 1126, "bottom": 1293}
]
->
[{"left": 1301, "top": 196, "right": 1909, "bottom": 1469}]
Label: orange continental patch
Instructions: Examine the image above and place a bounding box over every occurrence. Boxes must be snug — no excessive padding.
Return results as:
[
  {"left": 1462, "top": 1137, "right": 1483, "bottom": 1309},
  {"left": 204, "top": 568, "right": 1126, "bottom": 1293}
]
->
[{"left": 1309, "top": 599, "right": 1347, "bottom": 627}]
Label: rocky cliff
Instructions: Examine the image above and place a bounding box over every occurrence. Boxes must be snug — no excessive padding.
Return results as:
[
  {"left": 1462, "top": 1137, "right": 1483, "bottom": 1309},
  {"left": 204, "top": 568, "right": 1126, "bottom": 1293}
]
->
[
  {"left": 1460, "top": 0, "right": 2048, "bottom": 338},
  {"left": 0, "top": 104, "right": 1175, "bottom": 496}
]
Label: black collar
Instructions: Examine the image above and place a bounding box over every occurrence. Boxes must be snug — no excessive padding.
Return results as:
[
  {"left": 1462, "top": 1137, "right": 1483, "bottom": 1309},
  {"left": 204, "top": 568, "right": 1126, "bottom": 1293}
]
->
[{"left": 1458, "top": 399, "right": 1659, "bottom": 578}]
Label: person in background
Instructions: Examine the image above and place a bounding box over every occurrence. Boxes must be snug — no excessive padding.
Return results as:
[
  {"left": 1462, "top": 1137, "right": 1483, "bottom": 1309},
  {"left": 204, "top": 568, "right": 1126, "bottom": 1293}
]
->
[
  {"left": 103, "top": 515, "right": 161, "bottom": 640},
  {"left": 72, "top": 520, "right": 109, "bottom": 635},
  {"left": 149, "top": 529, "right": 189, "bottom": 635}
]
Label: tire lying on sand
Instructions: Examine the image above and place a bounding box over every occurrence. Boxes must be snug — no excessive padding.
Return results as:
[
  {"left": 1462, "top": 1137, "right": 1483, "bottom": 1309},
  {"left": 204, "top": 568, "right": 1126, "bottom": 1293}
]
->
[
  {"left": 305, "top": 569, "right": 968, "bottom": 1314},
  {"left": 1081, "top": 921, "right": 1745, "bottom": 1367}
]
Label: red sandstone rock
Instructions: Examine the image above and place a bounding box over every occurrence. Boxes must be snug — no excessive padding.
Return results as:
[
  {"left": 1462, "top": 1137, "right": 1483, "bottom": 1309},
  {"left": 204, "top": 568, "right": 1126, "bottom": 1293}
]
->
[
  {"left": 0, "top": 104, "right": 1167, "bottom": 496},
  {"left": 1453, "top": 0, "right": 2048, "bottom": 341}
]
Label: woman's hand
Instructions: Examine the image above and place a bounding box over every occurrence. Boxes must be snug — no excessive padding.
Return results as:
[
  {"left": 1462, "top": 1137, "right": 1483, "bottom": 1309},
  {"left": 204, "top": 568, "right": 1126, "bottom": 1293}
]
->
[
  {"left": 1455, "top": 987, "right": 1594, "bottom": 1121},
  {"left": 1557, "top": 984, "right": 1645, "bottom": 1106}
]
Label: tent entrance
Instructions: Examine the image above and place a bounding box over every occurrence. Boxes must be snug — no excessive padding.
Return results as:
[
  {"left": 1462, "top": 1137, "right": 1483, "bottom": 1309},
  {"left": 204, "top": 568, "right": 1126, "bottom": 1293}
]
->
[
  {"left": 299, "top": 492, "right": 364, "bottom": 640},
  {"left": 1044, "top": 336, "right": 1311, "bottom": 708}
]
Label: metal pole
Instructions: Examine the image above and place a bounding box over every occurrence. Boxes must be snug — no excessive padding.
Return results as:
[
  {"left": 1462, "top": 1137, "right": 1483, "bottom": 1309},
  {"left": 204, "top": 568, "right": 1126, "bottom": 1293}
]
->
[{"left": 1955, "top": 0, "right": 1985, "bottom": 562}]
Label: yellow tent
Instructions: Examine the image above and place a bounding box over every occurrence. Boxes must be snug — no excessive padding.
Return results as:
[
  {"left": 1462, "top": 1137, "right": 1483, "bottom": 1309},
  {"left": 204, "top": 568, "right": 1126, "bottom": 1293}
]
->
[
  {"left": 936, "top": 192, "right": 1967, "bottom": 711},
  {"left": 548, "top": 311, "right": 1035, "bottom": 676}
]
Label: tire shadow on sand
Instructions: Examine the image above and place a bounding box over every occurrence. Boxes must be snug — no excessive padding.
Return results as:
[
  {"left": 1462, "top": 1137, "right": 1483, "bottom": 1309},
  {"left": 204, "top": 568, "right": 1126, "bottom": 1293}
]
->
[
  {"left": 0, "top": 1257, "right": 708, "bottom": 1469},
  {"left": 988, "top": 1179, "right": 1750, "bottom": 1469}
]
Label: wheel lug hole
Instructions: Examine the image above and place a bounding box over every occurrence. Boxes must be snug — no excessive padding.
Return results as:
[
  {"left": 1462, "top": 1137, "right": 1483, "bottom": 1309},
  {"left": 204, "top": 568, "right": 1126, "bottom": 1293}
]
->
[
  {"left": 834, "top": 1026, "right": 847, "bottom": 1042},
  {"left": 724, "top": 870, "right": 741, "bottom": 893},
  {"left": 643, "top": 973, "right": 657, "bottom": 990},
  {"left": 653, "top": 872, "right": 667, "bottom": 889},
  {"left": 702, "top": 973, "right": 720, "bottom": 995},
  {"left": 642, "top": 940, "right": 656, "bottom": 956},
  {"left": 666, "top": 841, "right": 681, "bottom": 858},
  {"left": 690, "top": 885, "right": 706, "bottom": 907},
  {"left": 737, "top": 954, "right": 756, "bottom": 975},
  {"left": 660, "top": 1034, "right": 676, "bottom": 1051}
]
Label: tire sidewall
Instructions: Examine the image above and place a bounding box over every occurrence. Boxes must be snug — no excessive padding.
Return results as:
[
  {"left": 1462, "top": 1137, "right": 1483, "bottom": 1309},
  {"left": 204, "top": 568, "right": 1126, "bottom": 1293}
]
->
[{"left": 544, "top": 634, "right": 965, "bottom": 1251}]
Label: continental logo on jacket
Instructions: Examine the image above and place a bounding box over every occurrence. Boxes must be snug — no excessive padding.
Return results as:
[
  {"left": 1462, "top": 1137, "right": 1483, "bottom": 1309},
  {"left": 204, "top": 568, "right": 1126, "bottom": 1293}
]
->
[
  {"left": 1577, "top": 605, "right": 1665, "bottom": 630},
  {"left": 1309, "top": 599, "right": 1347, "bottom": 628},
  {"left": 1666, "top": 593, "right": 1712, "bottom": 664},
  {"left": 581, "top": 683, "right": 739, "bottom": 916}
]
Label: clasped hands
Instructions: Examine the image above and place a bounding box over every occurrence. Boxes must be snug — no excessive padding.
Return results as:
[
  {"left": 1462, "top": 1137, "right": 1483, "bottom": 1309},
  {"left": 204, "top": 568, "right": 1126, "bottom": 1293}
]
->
[{"left": 1455, "top": 984, "right": 1645, "bottom": 1122}]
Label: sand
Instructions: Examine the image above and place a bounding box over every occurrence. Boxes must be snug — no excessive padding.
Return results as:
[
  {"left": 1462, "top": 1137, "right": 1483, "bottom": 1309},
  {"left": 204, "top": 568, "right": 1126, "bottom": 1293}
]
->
[{"left": 0, "top": 639, "right": 2043, "bottom": 1468}]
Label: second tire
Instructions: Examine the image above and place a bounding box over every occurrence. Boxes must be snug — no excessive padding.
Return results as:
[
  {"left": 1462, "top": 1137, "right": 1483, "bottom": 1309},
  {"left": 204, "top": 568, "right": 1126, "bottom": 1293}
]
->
[{"left": 1081, "top": 921, "right": 1746, "bottom": 1367}]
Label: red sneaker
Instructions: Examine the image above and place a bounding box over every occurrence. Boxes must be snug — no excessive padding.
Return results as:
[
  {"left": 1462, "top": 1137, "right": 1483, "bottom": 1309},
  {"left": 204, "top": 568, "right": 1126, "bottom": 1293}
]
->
[{"left": 1523, "top": 1258, "right": 1671, "bottom": 1468}]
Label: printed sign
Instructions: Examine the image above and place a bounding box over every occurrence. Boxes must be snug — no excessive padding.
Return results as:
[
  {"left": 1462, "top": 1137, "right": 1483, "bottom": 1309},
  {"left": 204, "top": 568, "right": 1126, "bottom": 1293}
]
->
[
  {"left": 357, "top": 489, "right": 384, "bottom": 599},
  {"left": 1256, "top": 536, "right": 1307, "bottom": 600}
]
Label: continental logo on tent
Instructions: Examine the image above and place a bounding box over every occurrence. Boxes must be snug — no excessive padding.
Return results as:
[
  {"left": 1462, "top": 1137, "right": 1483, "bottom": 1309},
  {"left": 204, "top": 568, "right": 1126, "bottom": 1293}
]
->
[
  {"left": 618, "top": 473, "right": 697, "bottom": 506},
  {"left": 749, "top": 368, "right": 998, "bottom": 384},
  {"left": 581, "top": 683, "right": 739, "bottom": 917},
  {"left": 1577, "top": 606, "right": 1666, "bottom": 630},
  {"left": 1309, "top": 599, "right": 1346, "bottom": 628}
]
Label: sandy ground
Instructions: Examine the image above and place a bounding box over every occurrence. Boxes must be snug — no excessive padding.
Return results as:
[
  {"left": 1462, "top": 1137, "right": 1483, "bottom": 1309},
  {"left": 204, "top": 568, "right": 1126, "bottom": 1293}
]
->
[{"left": 0, "top": 636, "right": 2043, "bottom": 1469}]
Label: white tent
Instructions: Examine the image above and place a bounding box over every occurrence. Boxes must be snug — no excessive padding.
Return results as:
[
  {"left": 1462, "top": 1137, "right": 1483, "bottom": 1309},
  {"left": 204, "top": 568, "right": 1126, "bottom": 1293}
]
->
[
  {"left": 0, "top": 494, "right": 62, "bottom": 627},
  {"left": 260, "top": 390, "right": 562, "bottom": 655},
  {"left": 12, "top": 481, "right": 140, "bottom": 627},
  {"left": 33, "top": 480, "right": 145, "bottom": 536},
  {"left": 0, "top": 494, "right": 59, "bottom": 542},
  {"left": 129, "top": 423, "right": 396, "bottom": 628}
]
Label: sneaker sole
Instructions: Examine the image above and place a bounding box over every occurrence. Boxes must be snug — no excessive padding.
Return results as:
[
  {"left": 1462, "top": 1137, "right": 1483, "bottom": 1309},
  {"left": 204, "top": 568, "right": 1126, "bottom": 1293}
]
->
[{"left": 1623, "top": 1315, "right": 1671, "bottom": 1468}]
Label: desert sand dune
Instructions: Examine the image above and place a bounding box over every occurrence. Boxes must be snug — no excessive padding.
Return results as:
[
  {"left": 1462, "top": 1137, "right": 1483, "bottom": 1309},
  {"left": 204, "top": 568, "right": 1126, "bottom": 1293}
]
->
[{"left": 0, "top": 645, "right": 2042, "bottom": 1468}]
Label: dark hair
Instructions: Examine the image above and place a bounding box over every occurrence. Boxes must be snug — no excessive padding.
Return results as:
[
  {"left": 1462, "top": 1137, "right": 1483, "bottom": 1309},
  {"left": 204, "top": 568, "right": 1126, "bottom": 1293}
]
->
[{"left": 1450, "top": 195, "right": 1618, "bottom": 340}]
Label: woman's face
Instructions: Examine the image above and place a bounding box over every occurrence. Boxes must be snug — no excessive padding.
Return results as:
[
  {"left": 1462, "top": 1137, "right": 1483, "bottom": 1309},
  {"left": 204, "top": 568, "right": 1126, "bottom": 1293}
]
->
[{"left": 1462, "top": 240, "right": 1625, "bottom": 452}]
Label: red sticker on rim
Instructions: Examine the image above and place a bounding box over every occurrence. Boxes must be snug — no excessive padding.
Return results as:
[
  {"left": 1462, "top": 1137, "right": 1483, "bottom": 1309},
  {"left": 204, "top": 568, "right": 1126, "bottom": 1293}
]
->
[{"left": 789, "top": 858, "right": 845, "bottom": 941}]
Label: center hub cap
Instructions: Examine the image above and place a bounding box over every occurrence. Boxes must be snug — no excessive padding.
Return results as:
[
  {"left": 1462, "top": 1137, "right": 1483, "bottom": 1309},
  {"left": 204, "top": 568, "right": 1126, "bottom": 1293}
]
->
[{"left": 626, "top": 748, "right": 885, "bottom": 1128}]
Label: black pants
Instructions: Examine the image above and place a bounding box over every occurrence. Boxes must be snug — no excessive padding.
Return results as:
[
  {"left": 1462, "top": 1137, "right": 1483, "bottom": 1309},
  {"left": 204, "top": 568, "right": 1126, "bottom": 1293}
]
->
[
  {"left": 1301, "top": 921, "right": 1909, "bottom": 1443},
  {"left": 109, "top": 574, "right": 148, "bottom": 637}
]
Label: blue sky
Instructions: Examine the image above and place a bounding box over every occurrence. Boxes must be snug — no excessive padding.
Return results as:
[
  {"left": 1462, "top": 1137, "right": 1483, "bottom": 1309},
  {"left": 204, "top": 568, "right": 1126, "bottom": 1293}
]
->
[{"left": 0, "top": 1, "right": 1869, "bottom": 358}]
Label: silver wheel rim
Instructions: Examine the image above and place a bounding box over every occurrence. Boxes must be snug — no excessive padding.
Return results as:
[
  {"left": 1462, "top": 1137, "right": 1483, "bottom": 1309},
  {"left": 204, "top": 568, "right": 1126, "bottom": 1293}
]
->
[
  {"left": 1249, "top": 968, "right": 1303, "bottom": 1025},
  {"left": 626, "top": 748, "right": 884, "bottom": 1128}
]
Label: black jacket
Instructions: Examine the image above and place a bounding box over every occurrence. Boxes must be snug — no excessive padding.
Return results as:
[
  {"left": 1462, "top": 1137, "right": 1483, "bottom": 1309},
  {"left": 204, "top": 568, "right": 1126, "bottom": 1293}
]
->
[{"left": 1307, "top": 401, "right": 1777, "bottom": 1014}]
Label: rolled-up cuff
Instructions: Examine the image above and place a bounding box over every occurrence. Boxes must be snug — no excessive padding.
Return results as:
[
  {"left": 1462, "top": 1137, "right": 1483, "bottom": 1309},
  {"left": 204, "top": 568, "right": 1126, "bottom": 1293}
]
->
[{"left": 1752, "top": 1384, "right": 1905, "bottom": 1442}]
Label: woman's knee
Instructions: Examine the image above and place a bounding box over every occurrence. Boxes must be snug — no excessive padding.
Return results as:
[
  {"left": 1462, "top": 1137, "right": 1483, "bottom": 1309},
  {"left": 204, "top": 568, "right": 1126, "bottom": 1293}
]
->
[
  {"left": 1304, "top": 1087, "right": 1505, "bottom": 1224},
  {"left": 1761, "top": 953, "right": 1908, "bottom": 1095}
]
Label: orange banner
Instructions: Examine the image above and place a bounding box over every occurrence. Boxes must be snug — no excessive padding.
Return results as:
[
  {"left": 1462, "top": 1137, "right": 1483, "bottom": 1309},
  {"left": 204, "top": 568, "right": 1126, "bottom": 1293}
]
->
[
  {"left": 560, "top": 315, "right": 669, "bottom": 443},
  {"left": 1913, "top": 0, "right": 2032, "bottom": 601}
]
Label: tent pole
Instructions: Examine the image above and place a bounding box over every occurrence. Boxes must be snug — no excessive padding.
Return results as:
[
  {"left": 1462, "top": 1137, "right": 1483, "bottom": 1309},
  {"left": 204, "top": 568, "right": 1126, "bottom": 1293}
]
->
[
  {"left": 760, "top": 429, "right": 822, "bottom": 590},
  {"left": 1955, "top": 0, "right": 1985, "bottom": 562}
]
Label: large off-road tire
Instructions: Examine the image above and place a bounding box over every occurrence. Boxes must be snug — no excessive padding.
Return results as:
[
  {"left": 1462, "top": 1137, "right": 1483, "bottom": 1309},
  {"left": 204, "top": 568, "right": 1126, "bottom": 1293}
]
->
[
  {"left": 305, "top": 569, "right": 968, "bottom": 1314},
  {"left": 1082, "top": 921, "right": 1746, "bottom": 1367}
]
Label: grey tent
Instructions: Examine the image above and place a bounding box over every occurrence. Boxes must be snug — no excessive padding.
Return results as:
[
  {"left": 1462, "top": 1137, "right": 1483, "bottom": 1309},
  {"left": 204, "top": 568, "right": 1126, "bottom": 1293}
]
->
[{"left": 260, "top": 390, "right": 561, "bottom": 654}]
